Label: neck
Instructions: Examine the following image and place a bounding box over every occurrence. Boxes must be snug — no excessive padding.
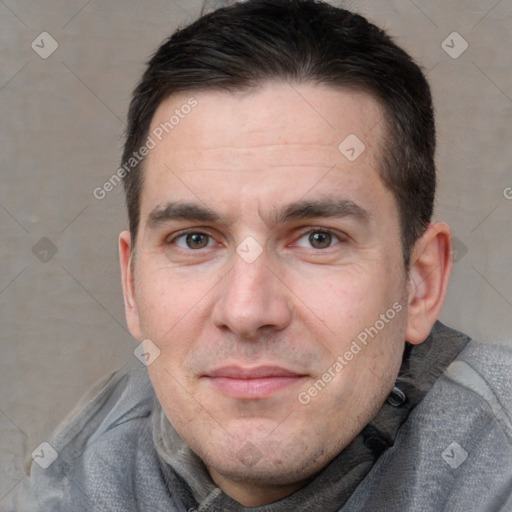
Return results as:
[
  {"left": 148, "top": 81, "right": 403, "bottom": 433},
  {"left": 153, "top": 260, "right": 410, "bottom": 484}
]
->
[{"left": 208, "top": 466, "right": 313, "bottom": 506}]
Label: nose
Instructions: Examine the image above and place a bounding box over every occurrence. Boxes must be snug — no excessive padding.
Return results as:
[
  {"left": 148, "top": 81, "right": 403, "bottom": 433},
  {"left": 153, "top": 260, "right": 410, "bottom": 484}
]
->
[{"left": 212, "top": 245, "right": 293, "bottom": 340}]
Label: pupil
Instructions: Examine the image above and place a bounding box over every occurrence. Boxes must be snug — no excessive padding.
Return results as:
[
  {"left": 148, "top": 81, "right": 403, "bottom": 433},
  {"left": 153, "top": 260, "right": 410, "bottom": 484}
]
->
[
  {"left": 187, "top": 233, "right": 207, "bottom": 249},
  {"left": 310, "top": 231, "right": 331, "bottom": 249}
]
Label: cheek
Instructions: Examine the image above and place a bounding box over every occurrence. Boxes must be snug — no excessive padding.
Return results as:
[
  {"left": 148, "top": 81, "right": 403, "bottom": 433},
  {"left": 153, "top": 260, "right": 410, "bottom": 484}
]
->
[
  {"left": 291, "top": 265, "right": 395, "bottom": 323},
  {"left": 290, "top": 265, "right": 407, "bottom": 372},
  {"left": 135, "top": 268, "right": 210, "bottom": 350}
]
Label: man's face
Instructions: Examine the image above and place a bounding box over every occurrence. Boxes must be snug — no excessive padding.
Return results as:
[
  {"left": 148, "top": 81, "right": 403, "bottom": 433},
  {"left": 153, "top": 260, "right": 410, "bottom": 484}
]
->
[{"left": 122, "top": 82, "right": 411, "bottom": 498}]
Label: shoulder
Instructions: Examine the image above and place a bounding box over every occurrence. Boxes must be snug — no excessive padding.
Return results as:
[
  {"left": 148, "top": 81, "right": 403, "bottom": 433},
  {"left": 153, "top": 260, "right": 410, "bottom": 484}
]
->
[
  {"left": 422, "top": 321, "right": 512, "bottom": 420},
  {"left": 49, "top": 358, "right": 155, "bottom": 455},
  {"left": 418, "top": 330, "right": 512, "bottom": 509},
  {"left": 444, "top": 330, "right": 512, "bottom": 426},
  {"left": 2, "top": 360, "right": 157, "bottom": 512},
  {"left": 346, "top": 323, "right": 512, "bottom": 511},
  {"left": 404, "top": 326, "right": 512, "bottom": 510}
]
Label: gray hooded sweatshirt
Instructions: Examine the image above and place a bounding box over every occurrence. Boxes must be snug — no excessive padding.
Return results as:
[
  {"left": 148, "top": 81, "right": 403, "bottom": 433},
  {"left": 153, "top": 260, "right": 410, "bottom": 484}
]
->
[{"left": 2, "top": 321, "right": 512, "bottom": 511}]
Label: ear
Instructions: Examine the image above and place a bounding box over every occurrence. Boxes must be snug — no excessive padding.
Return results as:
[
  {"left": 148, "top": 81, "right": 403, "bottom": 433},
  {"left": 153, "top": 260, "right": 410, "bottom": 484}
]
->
[
  {"left": 119, "top": 230, "right": 143, "bottom": 341},
  {"left": 405, "top": 222, "right": 453, "bottom": 344}
]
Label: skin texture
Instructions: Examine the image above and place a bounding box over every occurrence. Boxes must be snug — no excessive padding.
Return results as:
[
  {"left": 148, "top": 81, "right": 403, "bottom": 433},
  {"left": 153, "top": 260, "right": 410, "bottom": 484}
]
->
[{"left": 119, "top": 81, "right": 453, "bottom": 506}]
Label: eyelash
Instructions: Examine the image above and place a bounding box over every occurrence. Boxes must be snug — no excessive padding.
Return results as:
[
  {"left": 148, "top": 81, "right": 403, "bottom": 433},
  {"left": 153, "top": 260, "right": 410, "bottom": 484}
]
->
[{"left": 166, "top": 227, "right": 346, "bottom": 251}]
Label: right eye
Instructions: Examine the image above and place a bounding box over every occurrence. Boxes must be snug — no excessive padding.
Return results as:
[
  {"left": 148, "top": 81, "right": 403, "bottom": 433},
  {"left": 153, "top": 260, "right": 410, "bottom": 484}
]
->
[{"left": 172, "top": 232, "right": 215, "bottom": 250}]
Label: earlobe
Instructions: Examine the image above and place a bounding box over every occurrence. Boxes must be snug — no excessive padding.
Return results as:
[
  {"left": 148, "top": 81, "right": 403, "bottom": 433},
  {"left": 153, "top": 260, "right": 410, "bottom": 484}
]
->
[
  {"left": 405, "top": 222, "right": 453, "bottom": 345},
  {"left": 119, "top": 231, "right": 143, "bottom": 340}
]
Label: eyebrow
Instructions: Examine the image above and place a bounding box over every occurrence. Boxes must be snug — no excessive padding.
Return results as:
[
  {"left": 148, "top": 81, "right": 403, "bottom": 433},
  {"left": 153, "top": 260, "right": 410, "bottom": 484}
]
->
[
  {"left": 276, "top": 198, "right": 370, "bottom": 224},
  {"left": 147, "top": 202, "right": 221, "bottom": 230},
  {"left": 146, "top": 198, "right": 370, "bottom": 230}
]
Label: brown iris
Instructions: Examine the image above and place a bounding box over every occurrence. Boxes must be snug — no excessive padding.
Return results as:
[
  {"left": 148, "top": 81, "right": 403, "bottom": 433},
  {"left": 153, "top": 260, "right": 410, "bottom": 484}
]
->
[
  {"left": 186, "top": 233, "right": 209, "bottom": 249},
  {"left": 309, "top": 231, "right": 332, "bottom": 249}
]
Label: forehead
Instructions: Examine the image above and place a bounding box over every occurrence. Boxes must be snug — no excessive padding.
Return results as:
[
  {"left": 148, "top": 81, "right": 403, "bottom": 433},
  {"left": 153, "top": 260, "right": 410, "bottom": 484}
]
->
[
  {"left": 149, "top": 81, "right": 384, "bottom": 160},
  {"left": 141, "top": 81, "right": 392, "bottom": 225}
]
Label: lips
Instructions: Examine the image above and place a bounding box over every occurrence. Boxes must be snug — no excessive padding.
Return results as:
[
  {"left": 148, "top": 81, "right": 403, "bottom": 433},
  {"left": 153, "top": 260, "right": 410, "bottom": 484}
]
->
[{"left": 203, "top": 365, "right": 308, "bottom": 399}]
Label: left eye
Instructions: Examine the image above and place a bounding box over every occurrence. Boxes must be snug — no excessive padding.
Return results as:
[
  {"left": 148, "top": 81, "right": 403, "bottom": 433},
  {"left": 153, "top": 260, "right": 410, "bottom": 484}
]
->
[
  {"left": 174, "top": 232, "right": 215, "bottom": 250},
  {"left": 295, "top": 230, "right": 341, "bottom": 249}
]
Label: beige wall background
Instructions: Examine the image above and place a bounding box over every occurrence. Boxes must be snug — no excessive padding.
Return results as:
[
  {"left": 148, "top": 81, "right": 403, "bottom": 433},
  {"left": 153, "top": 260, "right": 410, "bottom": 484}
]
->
[{"left": 1, "top": 0, "right": 511, "bottom": 501}]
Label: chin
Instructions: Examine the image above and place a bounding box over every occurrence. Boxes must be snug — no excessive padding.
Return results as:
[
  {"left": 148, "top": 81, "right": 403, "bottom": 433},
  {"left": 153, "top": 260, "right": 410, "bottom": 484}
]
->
[{"left": 191, "top": 423, "right": 333, "bottom": 486}]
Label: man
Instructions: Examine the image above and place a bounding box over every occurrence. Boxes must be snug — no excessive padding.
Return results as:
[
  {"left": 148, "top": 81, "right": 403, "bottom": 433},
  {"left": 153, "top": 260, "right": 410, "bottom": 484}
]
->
[{"left": 5, "top": 0, "right": 512, "bottom": 510}]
